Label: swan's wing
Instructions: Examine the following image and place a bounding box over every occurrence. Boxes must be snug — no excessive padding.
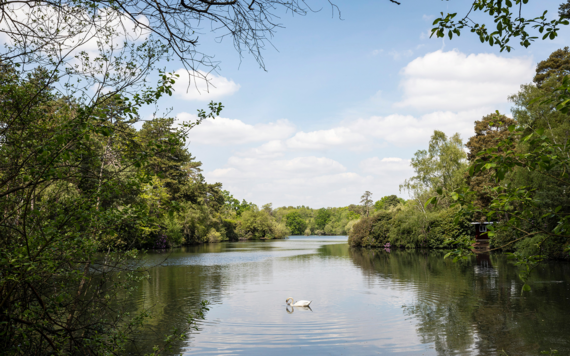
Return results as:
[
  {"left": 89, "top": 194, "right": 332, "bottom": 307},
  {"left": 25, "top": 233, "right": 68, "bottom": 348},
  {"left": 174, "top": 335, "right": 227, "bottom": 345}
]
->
[{"left": 296, "top": 300, "right": 311, "bottom": 306}]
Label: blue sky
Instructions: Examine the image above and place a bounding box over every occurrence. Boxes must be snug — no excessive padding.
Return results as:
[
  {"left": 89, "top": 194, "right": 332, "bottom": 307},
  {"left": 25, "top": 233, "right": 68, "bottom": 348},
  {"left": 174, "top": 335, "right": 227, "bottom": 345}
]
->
[{"left": 146, "top": 0, "right": 569, "bottom": 208}]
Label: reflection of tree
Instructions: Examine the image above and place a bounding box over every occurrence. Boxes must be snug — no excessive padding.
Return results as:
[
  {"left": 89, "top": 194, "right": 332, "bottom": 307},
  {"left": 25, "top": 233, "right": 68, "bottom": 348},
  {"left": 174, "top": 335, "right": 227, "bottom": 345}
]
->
[
  {"left": 348, "top": 248, "right": 570, "bottom": 355},
  {"left": 318, "top": 243, "right": 350, "bottom": 258},
  {"left": 121, "top": 249, "right": 225, "bottom": 354}
]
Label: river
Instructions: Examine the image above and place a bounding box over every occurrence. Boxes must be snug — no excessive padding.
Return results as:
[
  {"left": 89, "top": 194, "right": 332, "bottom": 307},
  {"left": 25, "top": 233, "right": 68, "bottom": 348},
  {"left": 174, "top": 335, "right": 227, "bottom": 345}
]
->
[{"left": 126, "top": 236, "right": 570, "bottom": 355}]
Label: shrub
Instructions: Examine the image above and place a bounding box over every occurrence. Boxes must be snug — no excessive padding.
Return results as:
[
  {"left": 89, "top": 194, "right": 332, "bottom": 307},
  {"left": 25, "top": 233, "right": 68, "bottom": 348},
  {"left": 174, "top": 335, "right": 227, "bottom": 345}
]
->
[
  {"left": 207, "top": 228, "right": 222, "bottom": 243},
  {"left": 349, "top": 205, "right": 471, "bottom": 249}
]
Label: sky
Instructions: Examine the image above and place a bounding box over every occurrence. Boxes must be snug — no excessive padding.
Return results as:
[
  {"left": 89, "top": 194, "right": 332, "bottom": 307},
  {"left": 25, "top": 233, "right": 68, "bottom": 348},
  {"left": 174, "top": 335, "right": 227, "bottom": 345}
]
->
[{"left": 144, "top": 0, "right": 569, "bottom": 208}]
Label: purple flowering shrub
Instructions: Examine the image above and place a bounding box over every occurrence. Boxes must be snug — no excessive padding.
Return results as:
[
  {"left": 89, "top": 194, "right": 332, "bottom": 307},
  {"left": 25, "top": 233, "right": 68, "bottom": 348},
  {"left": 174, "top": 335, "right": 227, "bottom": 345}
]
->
[{"left": 154, "top": 234, "right": 168, "bottom": 249}]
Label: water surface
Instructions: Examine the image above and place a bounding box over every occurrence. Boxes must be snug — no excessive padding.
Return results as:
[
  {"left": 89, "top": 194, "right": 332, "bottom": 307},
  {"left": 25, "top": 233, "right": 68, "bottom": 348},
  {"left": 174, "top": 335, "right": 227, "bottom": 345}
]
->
[{"left": 127, "top": 236, "right": 570, "bottom": 355}]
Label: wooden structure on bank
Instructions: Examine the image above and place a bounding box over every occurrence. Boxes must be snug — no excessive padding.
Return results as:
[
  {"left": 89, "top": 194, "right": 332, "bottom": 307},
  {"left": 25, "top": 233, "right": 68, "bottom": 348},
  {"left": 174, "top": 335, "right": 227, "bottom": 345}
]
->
[{"left": 471, "top": 222, "right": 493, "bottom": 253}]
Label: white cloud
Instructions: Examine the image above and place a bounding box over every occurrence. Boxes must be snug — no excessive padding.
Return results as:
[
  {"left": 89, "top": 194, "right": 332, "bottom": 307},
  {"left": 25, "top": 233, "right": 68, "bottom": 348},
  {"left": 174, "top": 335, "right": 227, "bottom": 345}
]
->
[
  {"left": 190, "top": 49, "right": 532, "bottom": 206},
  {"left": 359, "top": 157, "right": 413, "bottom": 176},
  {"left": 180, "top": 114, "right": 296, "bottom": 145},
  {"left": 346, "top": 109, "right": 484, "bottom": 146},
  {"left": 285, "top": 127, "right": 367, "bottom": 151},
  {"left": 221, "top": 156, "right": 347, "bottom": 179},
  {"left": 205, "top": 152, "right": 414, "bottom": 207},
  {"left": 396, "top": 50, "right": 534, "bottom": 111},
  {"left": 173, "top": 69, "right": 240, "bottom": 101},
  {"left": 206, "top": 154, "right": 375, "bottom": 207},
  {"left": 236, "top": 140, "right": 287, "bottom": 159}
]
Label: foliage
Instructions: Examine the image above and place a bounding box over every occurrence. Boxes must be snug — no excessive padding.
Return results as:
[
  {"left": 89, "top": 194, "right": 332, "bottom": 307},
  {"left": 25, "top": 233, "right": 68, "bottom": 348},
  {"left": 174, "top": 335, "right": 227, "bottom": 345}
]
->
[
  {"left": 0, "top": 0, "right": 351, "bottom": 353},
  {"left": 464, "top": 112, "right": 517, "bottom": 215},
  {"left": 348, "top": 130, "right": 472, "bottom": 250},
  {"left": 314, "top": 208, "right": 332, "bottom": 230},
  {"left": 349, "top": 204, "right": 472, "bottom": 250},
  {"left": 374, "top": 195, "right": 405, "bottom": 211},
  {"left": 0, "top": 63, "right": 219, "bottom": 354},
  {"left": 238, "top": 209, "right": 289, "bottom": 239},
  {"left": 533, "top": 46, "right": 570, "bottom": 87},
  {"left": 285, "top": 211, "right": 307, "bottom": 235},
  {"left": 401, "top": 130, "right": 467, "bottom": 208},
  {"left": 431, "top": 0, "right": 570, "bottom": 52},
  {"left": 273, "top": 205, "right": 362, "bottom": 236},
  {"left": 427, "top": 71, "right": 570, "bottom": 292}
]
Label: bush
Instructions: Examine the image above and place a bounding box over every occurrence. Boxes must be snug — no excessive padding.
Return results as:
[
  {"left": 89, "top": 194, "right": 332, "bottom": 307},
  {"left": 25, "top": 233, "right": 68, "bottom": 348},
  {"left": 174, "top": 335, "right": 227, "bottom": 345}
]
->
[
  {"left": 237, "top": 210, "right": 289, "bottom": 239},
  {"left": 272, "top": 222, "right": 290, "bottom": 239},
  {"left": 349, "top": 205, "right": 471, "bottom": 249},
  {"left": 207, "top": 228, "right": 222, "bottom": 242},
  {"left": 348, "top": 217, "right": 374, "bottom": 246}
]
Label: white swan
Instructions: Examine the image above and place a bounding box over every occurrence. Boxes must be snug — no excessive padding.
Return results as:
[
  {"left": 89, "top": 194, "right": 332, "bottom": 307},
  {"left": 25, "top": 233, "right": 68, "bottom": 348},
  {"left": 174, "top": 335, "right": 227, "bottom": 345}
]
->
[{"left": 286, "top": 297, "right": 311, "bottom": 307}]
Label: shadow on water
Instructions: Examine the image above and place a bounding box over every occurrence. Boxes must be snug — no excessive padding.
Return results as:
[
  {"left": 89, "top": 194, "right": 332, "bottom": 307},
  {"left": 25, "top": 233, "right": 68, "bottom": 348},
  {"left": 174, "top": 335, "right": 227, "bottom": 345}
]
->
[{"left": 124, "top": 237, "right": 570, "bottom": 355}]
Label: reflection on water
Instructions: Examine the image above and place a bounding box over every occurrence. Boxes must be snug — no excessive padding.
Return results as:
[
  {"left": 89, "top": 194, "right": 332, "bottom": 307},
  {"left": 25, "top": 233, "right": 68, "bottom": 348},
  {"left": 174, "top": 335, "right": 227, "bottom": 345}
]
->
[
  {"left": 285, "top": 305, "right": 312, "bottom": 314},
  {"left": 126, "top": 236, "right": 570, "bottom": 355}
]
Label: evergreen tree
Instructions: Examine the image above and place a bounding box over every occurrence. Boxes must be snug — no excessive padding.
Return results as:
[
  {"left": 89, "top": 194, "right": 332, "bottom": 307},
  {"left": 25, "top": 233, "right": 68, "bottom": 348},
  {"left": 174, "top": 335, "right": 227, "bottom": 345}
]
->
[
  {"left": 465, "top": 113, "right": 517, "bottom": 215},
  {"left": 533, "top": 47, "right": 570, "bottom": 87}
]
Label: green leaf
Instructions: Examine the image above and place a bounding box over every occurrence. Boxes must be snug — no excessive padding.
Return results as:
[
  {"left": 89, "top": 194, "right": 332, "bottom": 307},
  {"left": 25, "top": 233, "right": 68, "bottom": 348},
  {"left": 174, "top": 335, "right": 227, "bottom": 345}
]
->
[
  {"left": 522, "top": 283, "right": 531, "bottom": 292},
  {"left": 424, "top": 196, "right": 437, "bottom": 208}
]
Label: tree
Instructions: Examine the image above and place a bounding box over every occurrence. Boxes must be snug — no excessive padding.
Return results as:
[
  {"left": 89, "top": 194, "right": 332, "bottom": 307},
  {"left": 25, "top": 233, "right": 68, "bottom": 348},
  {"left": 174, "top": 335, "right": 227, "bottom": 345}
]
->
[
  {"left": 559, "top": 0, "right": 570, "bottom": 18},
  {"left": 465, "top": 112, "right": 517, "bottom": 215},
  {"left": 315, "top": 208, "right": 332, "bottom": 230},
  {"left": 533, "top": 47, "right": 570, "bottom": 87},
  {"left": 0, "top": 64, "right": 190, "bottom": 354},
  {"left": 431, "top": 73, "right": 570, "bottom": 289},
  {"left": 138, "top": 117, "right": 203, "bottom": 199},
  {"left": 402, "top": 131, "right": 467, "bottom": 199},
  {"left": 360, "top": 191, "right": 373, "bottom": 217},
  {"left": 374, "top": 195, "right": 404, "bottom": 211},
  {"left": 222, "top": 190, "right": 241, "bottom": 214},
  {"left": 236, "top": 199, "right": 256, "bottom": 217},
  {"left": 285, "top": 211, "right": 307, "bottom": 235},
  {"left": 262, "top": 203, "right": 273, "bottom": 215},
  {"left": 2, "top": 0, "right": 331, "bottom": 351}
]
